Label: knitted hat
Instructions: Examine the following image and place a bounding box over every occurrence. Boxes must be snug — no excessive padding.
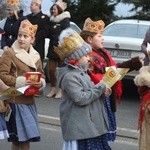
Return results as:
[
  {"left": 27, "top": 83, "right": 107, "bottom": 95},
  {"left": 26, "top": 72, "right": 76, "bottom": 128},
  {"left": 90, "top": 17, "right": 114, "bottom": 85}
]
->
[
  {"left": 6, "top": 0, "right": 20, "bottom": 11},
  {"left": 55, "top": 0, "right": 67, "bottom": 11},
  {"left": 83, "top": 18, "right": 105, "bottom": 34},
  {"left": 31, "top": 0, "right": 42, "bottom": 5},
  {"left": 66, "top": 43, "right": 92, "bottom": 61},
  {"left": 18, "top": 19, "right": 38, "bottom": 37},
  {"left": 54, "top": 28, "right": 92, "bottom": 61}
]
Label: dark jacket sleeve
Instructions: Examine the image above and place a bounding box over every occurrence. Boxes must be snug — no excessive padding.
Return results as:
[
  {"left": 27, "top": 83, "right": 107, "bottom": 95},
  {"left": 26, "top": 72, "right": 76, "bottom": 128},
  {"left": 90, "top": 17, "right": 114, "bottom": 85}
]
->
[
  {"left": 1, "top": 11, "right": 26, "bottom": 49},
  {"left": 35, "top": 15, "right": 50, "bottom": 41},
  {"left": 1, "top": 33, "right": 7, "bottom": 49},
  {"left": 141, "top": 27, "right": 150, "bottom": 55},
  {"left": 117, "top": 56, "right": 142, "bottom": 72},
  {"left": 60, "top": 18, "right": 70, "bottom": 30}
]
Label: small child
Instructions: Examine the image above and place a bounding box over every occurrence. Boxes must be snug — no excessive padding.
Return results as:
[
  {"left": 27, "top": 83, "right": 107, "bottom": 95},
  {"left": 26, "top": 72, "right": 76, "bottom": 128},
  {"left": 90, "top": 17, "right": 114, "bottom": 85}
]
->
[
  {"left": 54, "top": 28, "right": 112, "bottom": 150},
  {"left": 80, "top": 17, "right": 143, "bottom": 142},
  {"left": 0, "top": 20, "right": 46, "bottom": 150}
]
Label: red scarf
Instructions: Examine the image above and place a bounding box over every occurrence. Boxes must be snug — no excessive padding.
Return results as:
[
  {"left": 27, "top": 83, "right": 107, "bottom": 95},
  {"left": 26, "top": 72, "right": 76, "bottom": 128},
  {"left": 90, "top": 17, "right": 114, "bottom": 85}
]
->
[
  {"left": 88, "top": 49, "right": 122, "bottom": 103},
  {"left": 138, "top": 90, "right": 150, "bottom": 130}
]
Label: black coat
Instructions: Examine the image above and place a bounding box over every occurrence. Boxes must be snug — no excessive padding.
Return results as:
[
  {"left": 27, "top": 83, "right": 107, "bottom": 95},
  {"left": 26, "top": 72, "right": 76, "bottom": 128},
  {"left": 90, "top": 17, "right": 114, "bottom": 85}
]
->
[
  {"left": 27, "top": 11, "right": 50, "bottom": 60},
  {"left": 1, "top": 10, "right": 26, "bottom": 49},
  {"left": 47, "top": 11, "right": 70, "bottom": 60}
]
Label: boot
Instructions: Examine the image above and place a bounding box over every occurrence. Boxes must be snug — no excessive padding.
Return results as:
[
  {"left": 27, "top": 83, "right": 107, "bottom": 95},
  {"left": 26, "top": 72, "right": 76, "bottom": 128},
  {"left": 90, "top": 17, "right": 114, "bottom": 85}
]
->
[
  {"left": 46, "top": 87, "right": 56, "bottom": 98},
  {"left": 55, "top": 89, "right": 62, "bottom": 99}
]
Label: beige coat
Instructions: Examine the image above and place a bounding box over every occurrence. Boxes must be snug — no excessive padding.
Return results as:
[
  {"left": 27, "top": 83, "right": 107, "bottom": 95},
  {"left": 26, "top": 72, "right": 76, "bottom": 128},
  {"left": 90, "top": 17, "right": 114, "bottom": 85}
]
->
[
  {"left": 134, "top": 65, "right": 150, "bottom": 150},
  {"left": 139, "top": 105, "right": 150, "bottom": 150},
  {"left": 0, "top": 41, "right": 45, "bottom": 104}
]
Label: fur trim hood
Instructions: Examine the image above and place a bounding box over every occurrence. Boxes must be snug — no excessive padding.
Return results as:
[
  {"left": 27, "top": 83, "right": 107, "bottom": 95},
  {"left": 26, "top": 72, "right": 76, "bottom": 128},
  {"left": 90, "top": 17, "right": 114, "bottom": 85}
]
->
[
  {"left": 134, "top": 65, "right": 150, "bottom": 87},
  {"left": 50, "top": 11, "right": 71, "bottom": 23},
  {"left": 11, "top": 41, "right": 40, "bottom": 70}
]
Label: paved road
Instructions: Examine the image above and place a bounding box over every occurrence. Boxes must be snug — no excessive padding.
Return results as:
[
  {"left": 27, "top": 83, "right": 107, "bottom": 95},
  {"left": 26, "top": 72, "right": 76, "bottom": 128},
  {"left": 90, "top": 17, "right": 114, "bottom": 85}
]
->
[
  {"left": 0, "top": 81, "right": 140, "bottom": 149},
  {"left": 36, "top": 81, "right": 140, "bottom": 137},
  {"left": 0, "top": 123, "right": 138, "bottom": 150}
]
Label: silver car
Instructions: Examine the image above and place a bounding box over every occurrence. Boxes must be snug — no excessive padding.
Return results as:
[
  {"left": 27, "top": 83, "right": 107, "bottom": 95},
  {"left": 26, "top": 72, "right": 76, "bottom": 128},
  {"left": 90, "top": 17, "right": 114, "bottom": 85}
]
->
[{"left": 103, "top": 19, "right": 150, "bottom": 78}]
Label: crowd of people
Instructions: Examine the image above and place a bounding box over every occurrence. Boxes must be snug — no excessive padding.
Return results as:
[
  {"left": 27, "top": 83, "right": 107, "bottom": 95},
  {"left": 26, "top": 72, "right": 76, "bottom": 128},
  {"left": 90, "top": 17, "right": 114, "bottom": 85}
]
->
[{"left": 0, "top": 0, "right": 150, "bottom": 150}]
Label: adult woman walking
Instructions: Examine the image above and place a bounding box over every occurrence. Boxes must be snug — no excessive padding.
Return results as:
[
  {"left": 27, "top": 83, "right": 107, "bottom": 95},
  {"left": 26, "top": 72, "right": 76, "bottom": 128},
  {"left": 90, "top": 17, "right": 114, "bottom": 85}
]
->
[
  {"left": 46, "top": 0, "right": 71, "bottom": 98},
  {"left": 1, "top": 0, "right": 26, "bottom": 51}
]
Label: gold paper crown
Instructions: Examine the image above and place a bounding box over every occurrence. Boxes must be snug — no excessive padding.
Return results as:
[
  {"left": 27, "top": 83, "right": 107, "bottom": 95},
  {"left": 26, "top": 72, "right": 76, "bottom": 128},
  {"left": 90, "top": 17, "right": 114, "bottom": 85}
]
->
[
  {"left": 55, "top": 0, "right": 67, "bottom": 11},
  {"left": 83, "top": 18, "right": 105, "bottom": 34},
  {"left": 32, "top": 0, "right": 42, "bottom": 5},
  {"left": 54, "top": 30, "right": 85, "bottom": 60},
  {"left": 7, "top": 0, "right": 19, "bottom": 6},
  {"left": 19, "top": 20, "right": 38, "bottom": 37}
]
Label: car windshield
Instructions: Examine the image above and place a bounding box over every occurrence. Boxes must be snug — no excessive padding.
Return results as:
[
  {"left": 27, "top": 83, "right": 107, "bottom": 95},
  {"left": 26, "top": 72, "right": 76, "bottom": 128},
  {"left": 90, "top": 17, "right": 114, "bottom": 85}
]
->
[{"left": 103, "top": 23, "right": 149, "bottom": 39}]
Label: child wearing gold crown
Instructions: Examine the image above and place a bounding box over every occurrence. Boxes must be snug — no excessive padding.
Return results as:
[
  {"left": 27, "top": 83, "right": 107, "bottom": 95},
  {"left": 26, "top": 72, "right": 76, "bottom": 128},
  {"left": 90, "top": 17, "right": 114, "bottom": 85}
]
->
[
  {"left": 80, "top": 18, "right": 143, "bottom": 143},
  {"left": 54, "top": 28, "right": 112, "bottom": 150},
  {"left": 1, "top": 0, "right": 26, "bottom": 51},
  {"left": 46, "top": 0, "right": 71, "bottom": 99},
  {"left": 0, "top": 19, "right": 46, "bottom": 150}
]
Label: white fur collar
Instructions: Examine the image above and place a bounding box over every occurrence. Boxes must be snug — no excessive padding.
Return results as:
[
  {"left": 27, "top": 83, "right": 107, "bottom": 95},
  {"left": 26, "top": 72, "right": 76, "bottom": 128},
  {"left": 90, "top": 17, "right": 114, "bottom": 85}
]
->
[
  {"left": 50, "top": 11, "right": 70, "bottom": 23},
  {"left": 134, "top": 66, "right": 150, "bottom": 87},
  {"left": 12, "top": 41, "right": 40, "bottom": 70}
]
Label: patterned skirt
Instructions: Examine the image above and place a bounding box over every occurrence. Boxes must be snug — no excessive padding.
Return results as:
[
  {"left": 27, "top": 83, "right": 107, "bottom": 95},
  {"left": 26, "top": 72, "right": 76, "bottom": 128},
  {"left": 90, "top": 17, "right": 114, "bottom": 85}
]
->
[
  {"left": 63, "top": 135, "right": 112, "bottom": 150},
  {"left": 104, "top": 97, "right": 116, "bottom": 142},
  {"left": 0, "top": 113, "right": 9, "bottom": 139},
  {"left": 6, "top": 103, "right": 40, "bottom": 142}
]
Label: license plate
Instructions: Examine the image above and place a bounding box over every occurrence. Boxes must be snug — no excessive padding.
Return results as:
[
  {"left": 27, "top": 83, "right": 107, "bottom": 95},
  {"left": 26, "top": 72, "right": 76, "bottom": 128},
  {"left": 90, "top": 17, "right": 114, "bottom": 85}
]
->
[{"left": 108, "top": 49, "right": 131, "bottom": 58}]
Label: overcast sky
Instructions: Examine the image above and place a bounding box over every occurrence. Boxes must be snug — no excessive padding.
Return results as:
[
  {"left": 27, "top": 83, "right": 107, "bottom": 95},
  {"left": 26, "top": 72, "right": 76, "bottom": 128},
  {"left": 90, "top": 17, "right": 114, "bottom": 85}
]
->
[{"left": 114, "top": 3, "right": 136, "bottom": 17}]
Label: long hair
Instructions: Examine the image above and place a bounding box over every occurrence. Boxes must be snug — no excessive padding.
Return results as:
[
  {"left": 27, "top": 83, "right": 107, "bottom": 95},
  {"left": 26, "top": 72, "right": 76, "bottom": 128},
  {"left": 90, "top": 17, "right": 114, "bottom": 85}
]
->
[{"left": 50, "top": 4, "right": 63, "bottom": 16}]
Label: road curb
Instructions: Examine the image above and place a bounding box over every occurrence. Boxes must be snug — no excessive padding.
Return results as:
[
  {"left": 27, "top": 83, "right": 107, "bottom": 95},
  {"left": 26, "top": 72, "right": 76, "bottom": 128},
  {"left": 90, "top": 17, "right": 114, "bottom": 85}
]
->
[
  {"left": 38, "top": 114, "right": 139, "bottom": 139},
  {"left": 117, "top": 127, "right": 139, "bottom": 139}
]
